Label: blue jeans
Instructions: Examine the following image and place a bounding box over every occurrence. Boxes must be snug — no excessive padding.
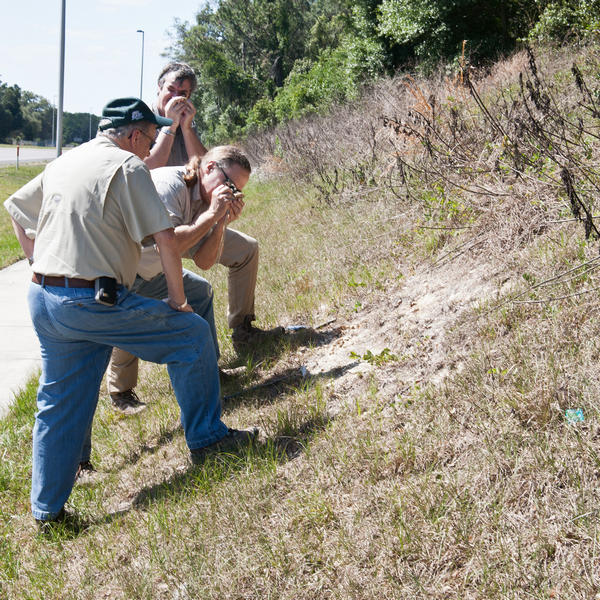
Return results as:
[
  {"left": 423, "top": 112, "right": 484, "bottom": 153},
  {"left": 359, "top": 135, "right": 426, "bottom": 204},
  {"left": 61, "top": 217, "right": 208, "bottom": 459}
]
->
[
  {"left": 105, "top": 269, "right": 220, "bottom": 399},
  {"left": 133, "top": 269, "right": 219, "bottom": 358},
  {"left": 28, "top": 281, "right": 228, "bottom": 521}
]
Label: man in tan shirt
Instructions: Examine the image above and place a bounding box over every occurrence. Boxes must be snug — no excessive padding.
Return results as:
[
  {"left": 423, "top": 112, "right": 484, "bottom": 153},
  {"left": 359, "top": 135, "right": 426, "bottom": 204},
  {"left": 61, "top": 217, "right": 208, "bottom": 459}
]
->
[{"left": 5, "top": 98, "right": 256, "bottom": 527}]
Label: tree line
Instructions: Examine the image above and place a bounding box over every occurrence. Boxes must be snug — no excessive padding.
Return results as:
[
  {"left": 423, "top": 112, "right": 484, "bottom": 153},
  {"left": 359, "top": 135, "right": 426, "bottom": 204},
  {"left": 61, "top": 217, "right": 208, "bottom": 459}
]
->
[
  {"left": 169, "top": 0, "right": 600, "bottom": 145},
  {"left": 0, "top": 80, "right": 99, "bottom": 146},
  {"left": 3, "top": 0, "right": 596, "bottom": 147}
]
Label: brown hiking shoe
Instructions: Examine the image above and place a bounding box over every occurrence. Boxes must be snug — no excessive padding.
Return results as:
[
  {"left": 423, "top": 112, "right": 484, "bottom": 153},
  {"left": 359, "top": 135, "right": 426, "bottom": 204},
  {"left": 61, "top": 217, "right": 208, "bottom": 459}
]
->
[
  {"left": 190, "top": 427, "right": 259, "bottom": 464},
  {"left": 232, "top": 316, "right": 285, "bottom": 350},
  {"left": 110, "top": 389, "right": 146, "bottom": 415}
]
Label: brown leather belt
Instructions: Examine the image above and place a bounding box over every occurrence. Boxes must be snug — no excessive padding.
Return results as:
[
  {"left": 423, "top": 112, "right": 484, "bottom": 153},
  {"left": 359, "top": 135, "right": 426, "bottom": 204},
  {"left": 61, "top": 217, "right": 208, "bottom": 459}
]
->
[{"left": 32, "top": 273, "right": 95, "bottom": 288}]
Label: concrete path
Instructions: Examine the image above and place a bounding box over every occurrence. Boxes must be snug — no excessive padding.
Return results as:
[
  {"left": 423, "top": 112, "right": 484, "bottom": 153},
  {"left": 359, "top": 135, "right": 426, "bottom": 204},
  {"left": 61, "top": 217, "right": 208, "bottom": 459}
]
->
[
  {"left": 0, "top": 260, "right": 41, "bottom": 417},
  {"left": 0, "top": 146, "right": 56, "bottom": 166}
]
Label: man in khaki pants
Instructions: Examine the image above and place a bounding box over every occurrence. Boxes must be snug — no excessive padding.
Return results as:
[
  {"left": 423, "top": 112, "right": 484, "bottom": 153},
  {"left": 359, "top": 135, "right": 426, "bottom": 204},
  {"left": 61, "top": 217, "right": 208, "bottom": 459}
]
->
[
  {"left": 108, "top": 146, "right": 283, "bottom": 413},
  {"left": 109, "top": 62, "right": 284, "bottom": 413}
]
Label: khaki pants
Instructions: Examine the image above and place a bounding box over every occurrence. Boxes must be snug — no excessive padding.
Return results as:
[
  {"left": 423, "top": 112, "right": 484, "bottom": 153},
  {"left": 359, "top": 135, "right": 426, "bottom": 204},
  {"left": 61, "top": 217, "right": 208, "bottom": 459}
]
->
[
  {"left": 220, "top": 228, "right": 259, "bottom": 329},
  {"left": 107, "top": 228, "right": 258, "bottom": 394}
]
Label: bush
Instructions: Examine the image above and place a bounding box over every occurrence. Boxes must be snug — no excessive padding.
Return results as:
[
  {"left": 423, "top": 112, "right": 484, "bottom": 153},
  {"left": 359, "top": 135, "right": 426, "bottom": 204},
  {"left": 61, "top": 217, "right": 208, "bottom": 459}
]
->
[
  {"left": 272, "top": 32, "right": 385, "bottom": 124},
  {"left": 245, "top": 97, "right": 277, "bottom": 134},
  {"left": 528, "top": 0, "right": 600, "bottom": 42}
]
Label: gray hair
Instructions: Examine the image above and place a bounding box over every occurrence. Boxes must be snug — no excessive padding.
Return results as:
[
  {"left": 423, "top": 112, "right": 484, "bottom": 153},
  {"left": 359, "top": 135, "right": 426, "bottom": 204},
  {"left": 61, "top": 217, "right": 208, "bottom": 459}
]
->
[
  {"left": 202, "top": 145, "right": 251, "bottom": 173},
  {"left": 157, "top": 62, "right": 197, "bottom": 94},
  {"left": 98, "top": 121, "right": 154, "bottom": 140},
  {"left": 97, "top": 121, "right": 137, "bottom": 139},
  {"left": 183, "top": 146, "right": 251, "bottom": 188}
]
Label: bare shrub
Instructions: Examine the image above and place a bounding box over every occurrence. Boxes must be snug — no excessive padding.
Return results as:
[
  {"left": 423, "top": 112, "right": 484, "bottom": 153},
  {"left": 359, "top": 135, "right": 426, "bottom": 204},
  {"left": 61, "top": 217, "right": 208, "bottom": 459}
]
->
[{"left": 244, "top": 43, "right": 600, "bottom": 262}]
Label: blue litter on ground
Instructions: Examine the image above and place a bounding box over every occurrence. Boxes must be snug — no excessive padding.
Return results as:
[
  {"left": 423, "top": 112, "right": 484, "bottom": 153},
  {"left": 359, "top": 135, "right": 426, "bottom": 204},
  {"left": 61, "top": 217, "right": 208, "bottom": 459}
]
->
[{"left": 565, "top": 408, "right": 584, "bottom": 424}]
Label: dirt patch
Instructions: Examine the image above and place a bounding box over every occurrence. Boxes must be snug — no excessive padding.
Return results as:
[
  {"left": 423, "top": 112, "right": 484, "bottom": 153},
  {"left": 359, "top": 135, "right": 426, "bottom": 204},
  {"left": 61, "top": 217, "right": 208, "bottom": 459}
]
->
[{"left": 291, "top": 256, "right": 502, "bottom": 414}]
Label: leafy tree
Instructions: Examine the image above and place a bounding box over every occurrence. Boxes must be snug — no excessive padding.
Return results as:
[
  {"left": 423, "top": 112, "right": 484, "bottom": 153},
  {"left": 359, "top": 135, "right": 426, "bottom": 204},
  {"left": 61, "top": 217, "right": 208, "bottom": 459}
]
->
[
  {"left": 173, "top": 0, "right": 323, "bottom": 142},
  {"left": 528, "top": 0, "right": 600, "bottom": 41},
  {"left": 20, "top": 91, "right": 53, "bottom": 142},
  {"left": 62, "top": 112, "right": 99, "bottom": 145},
  {"left": 0, "top": 82, "right": 24, "bottom": 140},
  {"left": 376, "top": 0, "right": 535, "bottom": 70},
  {"left": 170, "top": 0, "right": 600, "bottom": 141},
  {"left": 0, "top": 79, "right": 99, "bottom": 144}
]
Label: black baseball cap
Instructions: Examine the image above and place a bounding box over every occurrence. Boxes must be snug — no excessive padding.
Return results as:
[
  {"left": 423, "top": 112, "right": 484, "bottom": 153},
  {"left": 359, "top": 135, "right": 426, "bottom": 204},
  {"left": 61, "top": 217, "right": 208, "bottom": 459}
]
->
[{"left": 98, "top": 97, "right": 173, "bottom": 130}]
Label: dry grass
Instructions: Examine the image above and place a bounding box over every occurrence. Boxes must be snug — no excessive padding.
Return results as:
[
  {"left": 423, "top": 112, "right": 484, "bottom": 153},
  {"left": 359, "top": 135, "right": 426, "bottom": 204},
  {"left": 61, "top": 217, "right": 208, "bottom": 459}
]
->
[{"left": 4, "top": 42, "right": 600, "bottom": 598}]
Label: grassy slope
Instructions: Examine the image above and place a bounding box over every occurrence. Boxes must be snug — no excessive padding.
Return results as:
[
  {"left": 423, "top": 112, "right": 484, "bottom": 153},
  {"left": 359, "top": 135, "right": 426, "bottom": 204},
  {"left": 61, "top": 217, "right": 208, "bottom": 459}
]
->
[{"left": 2, "top": 44, "right": 600, "bottom": 598}]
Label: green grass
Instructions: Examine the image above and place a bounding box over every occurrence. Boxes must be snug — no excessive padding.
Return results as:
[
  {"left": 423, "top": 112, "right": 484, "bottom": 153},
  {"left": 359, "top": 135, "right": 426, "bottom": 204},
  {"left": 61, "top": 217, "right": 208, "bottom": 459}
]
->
[
  {"left": 0, "top": 162, "right": 405, "bottom": 598},
  {"left": 0, "top": 165, "right": 44, "bottom": 267}
]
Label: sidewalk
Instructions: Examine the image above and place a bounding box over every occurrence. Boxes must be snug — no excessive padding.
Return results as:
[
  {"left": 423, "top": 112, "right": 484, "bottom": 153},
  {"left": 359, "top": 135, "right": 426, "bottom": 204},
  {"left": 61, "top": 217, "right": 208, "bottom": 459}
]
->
[{"left": 0, "top": 260, "right": 41, "bottom": 417}]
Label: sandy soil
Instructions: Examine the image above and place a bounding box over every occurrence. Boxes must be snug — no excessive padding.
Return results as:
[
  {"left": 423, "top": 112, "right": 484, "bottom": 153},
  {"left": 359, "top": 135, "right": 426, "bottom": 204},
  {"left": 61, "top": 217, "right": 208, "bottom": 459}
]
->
[{"left": 286, "top": 257, "right": 503, "bottom": 414}]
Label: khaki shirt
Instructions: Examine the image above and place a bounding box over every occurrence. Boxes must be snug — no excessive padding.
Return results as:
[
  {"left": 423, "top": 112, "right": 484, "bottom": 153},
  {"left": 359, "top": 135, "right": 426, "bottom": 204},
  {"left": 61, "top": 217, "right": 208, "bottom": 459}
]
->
[
  {"left": 166, "top": 127, "right": 191, "bottom": 167},
  {"left": 4, "top": 136, "right": 173, "bottom": 288},
  {"left": 137, "top": 166, "right": 210, "bottom": 280}
]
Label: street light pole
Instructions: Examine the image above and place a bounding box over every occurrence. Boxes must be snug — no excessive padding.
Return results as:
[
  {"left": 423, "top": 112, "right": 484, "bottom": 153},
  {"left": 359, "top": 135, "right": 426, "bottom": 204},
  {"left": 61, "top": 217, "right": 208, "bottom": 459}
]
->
[
  {"left": 56, "top": 0, "right": 66, "bottom": 157},
  {"left": 136, "top": 29, "right": 145, "bottom": 99},
  {"left": 51, "top": 98, "right": 56, "bottom": 147}
]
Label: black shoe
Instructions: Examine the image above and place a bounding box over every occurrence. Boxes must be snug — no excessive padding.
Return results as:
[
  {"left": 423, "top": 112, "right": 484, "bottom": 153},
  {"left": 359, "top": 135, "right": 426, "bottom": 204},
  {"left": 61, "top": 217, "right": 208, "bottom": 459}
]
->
[
  {"left": 110, "top": 389, "right": 146, "bottom": 415},
  {"left": 190, "top": 427, "right": 259, "bottom": 464},
  {"left": 219, "top": 367, "right": 236, "bottom": 383},
  {"left": 232, "top": 316, "right": 285, "bottom": 349},
  {"left": 75, "top": 460, "right": 96, "bottom": 483},
  {"left": 35, "top": 508, "right": 86, "bottom": 537},
  {"left": 35, "top": 508, "right": 67, "bottom": 535}
]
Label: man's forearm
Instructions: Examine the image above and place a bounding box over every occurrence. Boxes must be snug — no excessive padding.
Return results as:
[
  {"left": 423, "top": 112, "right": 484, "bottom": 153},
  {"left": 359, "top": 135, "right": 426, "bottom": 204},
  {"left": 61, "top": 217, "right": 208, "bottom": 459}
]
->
[
  {"left": 173, "top": 209, "right": 223, "bottom": 256},
  {"left": 11, "top": 218, "right": 34, "bottom": 259},
  {"left": 144, "top": 125, "right": 207, "bottom": 169},
  {"left": 144, "top": 128, "right": 176, "bottom": 169},
  {"left": 192, "top": 218, "right": 227, "bottom": 270},
  {"left": 153, "top": 229, "right": 186, "bottom": 305}
]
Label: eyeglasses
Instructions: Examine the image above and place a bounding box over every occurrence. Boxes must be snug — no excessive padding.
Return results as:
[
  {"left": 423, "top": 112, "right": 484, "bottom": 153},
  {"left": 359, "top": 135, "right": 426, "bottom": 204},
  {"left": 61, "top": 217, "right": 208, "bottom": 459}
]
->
[
  {"left": 127, "top": 127, "right": 156, "bottom": 151},
  {"left": 216, "top": 163, "right": 241, "bottom": 195},
  {"left": 134, "top": 128, "right": 156, "bottom": 150}
]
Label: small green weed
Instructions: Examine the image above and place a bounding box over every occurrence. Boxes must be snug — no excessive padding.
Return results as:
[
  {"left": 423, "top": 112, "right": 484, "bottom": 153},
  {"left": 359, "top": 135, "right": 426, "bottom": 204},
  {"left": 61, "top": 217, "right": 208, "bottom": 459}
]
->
[{"left": 350, "top": 347, "right": 398, "bottom": 365}]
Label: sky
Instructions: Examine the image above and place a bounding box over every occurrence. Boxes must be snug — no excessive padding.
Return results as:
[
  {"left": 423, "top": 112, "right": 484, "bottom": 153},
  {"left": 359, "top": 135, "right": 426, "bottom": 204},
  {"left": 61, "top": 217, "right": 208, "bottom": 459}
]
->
[{"left": 0, "top": 0, "right": 207, "bottom": 115}]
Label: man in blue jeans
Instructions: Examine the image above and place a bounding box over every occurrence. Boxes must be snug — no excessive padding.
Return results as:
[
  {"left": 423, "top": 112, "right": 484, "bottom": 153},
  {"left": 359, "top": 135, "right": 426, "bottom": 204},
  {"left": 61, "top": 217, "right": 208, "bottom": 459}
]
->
[{"left": 4, "top": 97, "right": 257, "bottom": 527}]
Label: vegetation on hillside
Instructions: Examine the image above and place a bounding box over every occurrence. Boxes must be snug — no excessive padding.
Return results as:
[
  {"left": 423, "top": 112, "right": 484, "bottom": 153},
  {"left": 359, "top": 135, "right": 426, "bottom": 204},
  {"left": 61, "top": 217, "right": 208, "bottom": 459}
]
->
[
  {"left": 2, "top": 39, "right": 600, "bottom": 597},
  {"left": 171, "top": 0, "right": 600, "bottom": 144}
]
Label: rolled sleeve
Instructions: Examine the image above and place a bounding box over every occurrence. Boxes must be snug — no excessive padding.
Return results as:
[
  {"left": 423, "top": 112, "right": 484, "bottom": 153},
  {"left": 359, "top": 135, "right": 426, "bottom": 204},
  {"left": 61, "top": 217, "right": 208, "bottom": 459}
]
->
[
  {"left": 4, "top": 173, "right": 44, "bottom": 237},
  {"left": 116, "top": 160, "right": 173, "bottom": 243}
]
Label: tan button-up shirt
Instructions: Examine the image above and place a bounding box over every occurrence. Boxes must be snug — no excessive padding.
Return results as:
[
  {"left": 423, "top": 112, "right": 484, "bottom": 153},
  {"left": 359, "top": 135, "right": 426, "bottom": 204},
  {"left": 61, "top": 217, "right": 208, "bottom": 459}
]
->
[
  {"left": 4, "top": 136, "right": 173, "bottom": 288},
  {"left": 137, "top": 166, "right": 211, "bottom": 280}
]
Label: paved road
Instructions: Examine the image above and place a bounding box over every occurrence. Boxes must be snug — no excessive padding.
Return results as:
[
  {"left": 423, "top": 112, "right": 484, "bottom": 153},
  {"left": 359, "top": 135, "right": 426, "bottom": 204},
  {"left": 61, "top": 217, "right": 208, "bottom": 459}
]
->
[
  {"left": 0, "top": 260, "right": 41, "bottom": 417},
  {"left": 0, "top": 146, "right": 57, "bottom": 166}
]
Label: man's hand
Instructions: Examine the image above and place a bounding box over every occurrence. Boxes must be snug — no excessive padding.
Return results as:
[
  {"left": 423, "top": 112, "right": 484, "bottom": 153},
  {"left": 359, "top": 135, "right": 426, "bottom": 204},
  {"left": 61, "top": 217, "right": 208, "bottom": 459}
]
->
[
  {"left": 227, "top": 194, "right": 245, "bottom": 224},
  {"left": 208, "top": 184, "right": 235, "bottom": 222},
  {"left": 179, "top": 100, "right": 197, "bottom": 130},
  {"left": 153, "top": 228, "right": 188, "bottom": 310},
  {"left": 163, "top": 297, "right": 194, "bottom": 313},
  {"left": 164, "top": 96, "right": 191, "bottom": 129}
]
